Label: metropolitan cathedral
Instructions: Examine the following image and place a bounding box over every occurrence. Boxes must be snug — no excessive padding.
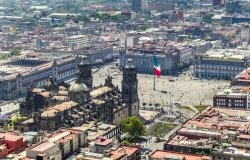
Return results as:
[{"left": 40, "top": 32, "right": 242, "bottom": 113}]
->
[{"left": 16, "top": 58, "right": 139, "bottom": 132}]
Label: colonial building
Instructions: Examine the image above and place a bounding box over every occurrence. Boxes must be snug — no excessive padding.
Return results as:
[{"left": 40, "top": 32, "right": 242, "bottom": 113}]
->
[
  {"left": 194, "top": 48, "right": 250, "bottom": 80},
  {"left": 0, "top": 56, "right": 78, "bottom": 100},
  {"left": 213, "top": 88, "right": 249, "bottom": 109},
  {"left": 16, "top": 58, "right": 139, "bottom": 132}
]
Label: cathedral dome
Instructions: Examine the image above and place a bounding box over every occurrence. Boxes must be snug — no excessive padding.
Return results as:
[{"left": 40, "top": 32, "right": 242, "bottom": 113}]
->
[
  {"left": 69, "top": 82, "right": 89, "bottom": 93},
  {"left": 125, "top": 59, "right": 135, "bottom": 69}
]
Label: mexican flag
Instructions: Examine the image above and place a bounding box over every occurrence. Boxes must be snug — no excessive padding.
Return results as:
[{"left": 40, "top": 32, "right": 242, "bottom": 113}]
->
[{"left": 153, "top": 55, "right": 161, "bottom": 77}]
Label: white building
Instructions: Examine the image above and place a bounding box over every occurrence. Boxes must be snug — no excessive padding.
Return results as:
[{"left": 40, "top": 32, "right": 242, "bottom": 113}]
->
[
  {"left": 241, "top": 23, "right": 250, "bottom": 45},
  {"left": 26, "top": 142, "right": 62, "bottom": 160},
  {"left": 119, "top": 36, "right": 139, "bottom": 48},
  {"left": 64, "top": 35, "right": 89, "bottom": 46},
  {"left": 141, "top": 0, "right": 148, "bottom": 11}
]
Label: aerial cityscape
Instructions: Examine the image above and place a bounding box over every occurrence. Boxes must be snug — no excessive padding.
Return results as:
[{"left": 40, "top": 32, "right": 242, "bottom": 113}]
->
[{"left": 0, "top": 0, "right": 249, "bottom": 159}]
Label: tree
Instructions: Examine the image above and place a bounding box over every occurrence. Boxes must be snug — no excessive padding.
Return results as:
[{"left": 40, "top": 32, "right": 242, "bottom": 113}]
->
[
  {"left": 137, "top": 25, "right": 148, "bottom": 32},
  {"left": 121, "top": 140, "right": 131, "bottom": 145},
  {"left": 155, "top": 103, "right": 160, "bottom": 107},
  {"left": 202, "top": 13, "right": 214, "bottom": 23},
  {"left": 10, "top": 48, "right": 21, "bottom": 56},
  {"left": 121, "top": 116, "right": 146, "bottom": 140},
  {"left": 91, "top": 13, "right": 130, "bottom": 23}
]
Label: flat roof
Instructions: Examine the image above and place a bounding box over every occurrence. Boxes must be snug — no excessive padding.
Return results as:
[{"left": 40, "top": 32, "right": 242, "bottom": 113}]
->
[
  {"left": 31, "top": 142, "right": 55, "bottom": 152},
  {"left": 150, "top": 150, "right": 211, "bottom": 160},
  {"left": 110, "top": 146, "right": 140, "bottom": 159},
  {"left": 204, "top": 48, "right": 250, "bottom": 60},
  {"left": 0, "top": 132, "right": 24, "bottom": 142},
  {"left": 95, "top": 138, "right": 113, "bottom": 146},
  {"left": 68, "top": 35, "right": 86, "bottom": 39},
  {"left": 48, "top": 131, "right": 71, "bottom": 143}
]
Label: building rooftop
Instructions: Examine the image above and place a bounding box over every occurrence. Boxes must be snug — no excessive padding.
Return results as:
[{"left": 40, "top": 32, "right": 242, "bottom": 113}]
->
[
  {"left": 203, "top": 48, "right": 250, "bottom": 61},
  {"left": 235, "top": 67, "right": 250, "bottom": 82},
  {"left": 168, "top": 107, "right": 250, "bottom": 156},
  {"left": 95, "top": 138, "right": 113, "bottom": 146},
  {"left": 47, "top": 128, "right": 83, "bottom": 144},
  {"left": 215, "top": 87, "right": 248, "bottom": 97},
  {"left": 90, "top": 86, "right": 112, "bottom": 98},
  {"left": 139, "top": 110, "right": 160, "bottom": 121},
  {"left": 41, "top": 101, "right": 78, "bottom": 118},
  {"left": 149, "top": 150, "right": 211, "bottom": 160},
  {"left": 73, "top": 122, "right": 116, "bottom": 142},
  {"left": 0, "top": 132, "right": 24, "bottom": 142},
  {"left": 110, "top": 146, "right": 140, "bottom": 159},
  {"left": 67, "top": 35, "right": 86, "bottom": 39},
  {"left": 31, "top": 142, "right": 56, "bottom": 152},
  {"left": 48, "top": 131, "right": 71, "bottom": 143},
  {"left": 167, "top": 134, "right": 214, "bottom": 149},
  {"left": 0, "top": 102, "right": 19, "bottom": 115}
]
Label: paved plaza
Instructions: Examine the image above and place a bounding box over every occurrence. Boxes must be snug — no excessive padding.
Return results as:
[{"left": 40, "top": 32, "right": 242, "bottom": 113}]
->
[{"left": 93, "top": 62, "right": 230, "bottom": 108}]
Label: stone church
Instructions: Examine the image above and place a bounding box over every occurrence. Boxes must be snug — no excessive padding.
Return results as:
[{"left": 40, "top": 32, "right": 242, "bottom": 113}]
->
[{"left": 16, "top": 58, "right": 139, "bottom": 132}]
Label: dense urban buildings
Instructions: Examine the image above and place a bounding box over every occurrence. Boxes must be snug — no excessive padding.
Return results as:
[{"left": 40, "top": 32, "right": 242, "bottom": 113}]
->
[
  {"left": 164, "top": 107, "right": 250, "bottom": 159},
  {"left": 232, "top": 67, "right": 250, "bottom": 86},
  {"left": 194, "top": 48, "right": 250, "bottom": 79},
  {"left": 0, "top": 0, "right": 250, "bottom": 159},
  {"left": 132, "top": 0, "right": 148, "bottom": 12},
  {"left": 119, "top": 39, "right": 211, "bottom": 75},
  {"left": 16, "top": 58, "right": 139, "bottom": 132}
]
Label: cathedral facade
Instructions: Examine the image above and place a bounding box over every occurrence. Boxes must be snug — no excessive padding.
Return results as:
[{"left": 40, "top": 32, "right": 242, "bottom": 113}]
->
[{"left": 16, "top": 58, "right": 139, "bottom": 132}]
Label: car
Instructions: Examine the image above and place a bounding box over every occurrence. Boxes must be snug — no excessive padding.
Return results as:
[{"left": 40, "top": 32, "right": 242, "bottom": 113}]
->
[
  {"left": 174, "top": 102, "right": 181, "bottom": 107},
  {"left": 161, "top": 91, "right": 167, "bottom": 94},
  {"left": 169, "top": 78, "right": 175, "bottom": 82}
]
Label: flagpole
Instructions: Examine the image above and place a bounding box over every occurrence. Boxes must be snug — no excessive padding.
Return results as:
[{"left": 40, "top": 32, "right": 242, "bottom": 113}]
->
[
  {"left": 153, "top": 53, "right": 156, "bottom": 91},
  {"left": 153, "top": 73, "right": 155, "bottom": 91}
]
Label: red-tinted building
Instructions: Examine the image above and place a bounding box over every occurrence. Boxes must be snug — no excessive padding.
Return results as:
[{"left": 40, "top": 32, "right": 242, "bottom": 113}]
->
[
  {"left": 232, "top": 67, "right": 250, "bottom": 86},
  {"left": 0, "top": 145, "right": 8, "bottom": 158},
  {"left": 110, "top": 146, "right": 141, "bottom": 160},
  {"left": 149, "top": 150, "right": 212, "bottom": 160},
  {"left": 0, "top": 132, "right": 27, "bottom": 158},
  {"left": 175, "top": 10, "right": 184, "bottom": 22}
]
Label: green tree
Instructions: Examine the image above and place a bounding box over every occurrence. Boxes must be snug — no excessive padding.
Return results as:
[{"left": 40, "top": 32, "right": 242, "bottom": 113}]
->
[
  {"left": 121, "top": 116, "right": 146, "bottom": 140},
  {"left": 111, "top": 14, "right": 130, "bottom": 23},
  {"left": 93, "top": 13, "right": 130, "bottom": 23},
  {"left": 202, "top": 13, "right": 214, "bottom": 23},
  {"left": 121, "top": 140, "right": 131, "bottom": 145},
  {"left": 155, "top": 103, "right": 160, "bottom": 107},
  {"left": 137, "top": 25, "right": 148, "bottom": 32},
  {"left": 10, "top": 48, "right": 21, "bottom": 56}
]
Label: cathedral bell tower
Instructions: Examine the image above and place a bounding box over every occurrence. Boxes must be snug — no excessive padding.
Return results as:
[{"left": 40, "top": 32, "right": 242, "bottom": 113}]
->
[
  {"left": 122, "top": 59, "right": 139, "bottom": 117},
  {"left": 78, "top": 57, "right": 93, "bottom": 89}
]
